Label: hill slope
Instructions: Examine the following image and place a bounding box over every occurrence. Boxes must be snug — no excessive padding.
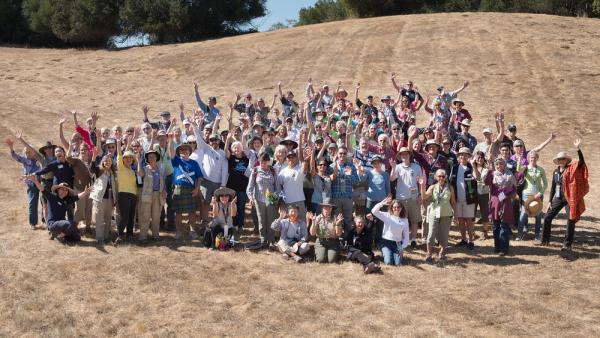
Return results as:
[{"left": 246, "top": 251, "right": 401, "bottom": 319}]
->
[{"left": 1, "top": 13, "right": 599, "bottom": 337}]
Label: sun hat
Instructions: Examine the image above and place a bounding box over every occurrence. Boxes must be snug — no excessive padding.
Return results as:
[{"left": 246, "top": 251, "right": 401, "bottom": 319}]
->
[
  {"left": 204, "top": 123, "right": 214, "bottom": 130},
  {"left": 524, "top": 196, "right": 543, "bottom": 217},
  {"left": 208, "top": 133, "right": 221, "bottom": 142},
  {"left": 279, "top": 138, "right": 298, "bottom": 149},
  {"left": 214, "top": 187, "right": 236, "bottom": 200},
  {"left": 552, "top": 151, "right": 572, "bottom": 165},
  {"left": 371, "top": 155, "right": 383, "bottom": 163},
  {"left": 312, "top": 108, "right": 324, "bottom": 117},
  {"left": 381, "top": 95, "right": 392, "bottom": 102},
  {"left": 424, "top": 139, "right": 441, "bottom": 151},
  {"left": 144, "top": 150, "right": 161, "bottom": 162},
  {"left": 453, "top": 99, "right": 464, "bottom": 105},
  {"left": 460, "top": 119, "right": 472, "bottom": 127},
  {"left": 482, "top": 127, "right": 493, "bottom": 135},
  {"left": 327, "top": 142, "right": 338, "bottom": 149},
  {"left": 160, "top": 111, "right": 171, "bottom": 117},
  {"left": 38, "top": 141, "right": 57, "bottom": 154},
  {"left": 51, "top": 182, "right": 73, "bottom": 194},
  {"left": 513, "top": 139, "right": 525, "bottom": 147},
  {"left": 175, "top": 143, "right": 193, "bottom": 155},
  {"left": 186, "top": 135, "right": 197, "bottom": 143},
  {"left": 396, "top": 147, "right": 411, "bottom": 160},
  {"left": 319, "top": 198, "right": 337, "bottom": 209},
  {"left": 458, "top": 147, "right": 472, "bottom": 156}
]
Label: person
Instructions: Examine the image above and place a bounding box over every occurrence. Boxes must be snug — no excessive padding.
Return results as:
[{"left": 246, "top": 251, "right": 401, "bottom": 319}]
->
[
  {"left": 449, "top": 147, "right": 477, "bottom": 249},
  {"left": 66, "top": 141, "right": 94, "bottom": 233},
  {"left": 276, "top": 136, "right": 309, "bottom": 220},
  {"left": 206, "top": 187, "right": 237, "bottom": 249},
  {"left": 153, "top": 130, "right": 175, "bottom": 230},
  {"left": 310, "top": 146, "right": 337, "bottom": 214},
  {"left": 90, "top": 154, "right": 117, "bottom": 244},
  {"left": 136, "top": 150, "right": 167, "bottom": 242},
  {"left": 142, "top": 106, "right": 171, "bottom": 131},
  {"left": 330, "top": 146, "right": 359, "bottom": 233},
  {"left": 115, "top": 136, "right": 138, "bottom": 243},
  {"left": 168, "top": 131, "right": 203, "bottom": 240},
  {"left": 6, "top": 134, "right": 41, "bottom": 230},
  {"left": 390, "top": 147, "right": 424, "bottom": 247},
  {"left": 423, "top": 169, "right": 456, "bottom": 262},
  {"left": 371, "top": 196, "right": 410, "bottom": 266},
  {"left": 360, "top": 155, "right": 391, "bottom": 219},
  {"left": 345, "top": 216, "right": 380, "bottom": 274},
  {"left": 246, "top": 152, "right": 278, "bottom": 248},
  {"left": 472, "top": 151, "right": 490, "bottom": 238},
  {"left": 224, "top": 135, "right": 250, "bottom": 234},
  {"left": 541, "top": 139, "right": 588, "bottom": 250},
  {"left": 25, "top": 175, "right": 92, "bottom": 243},
  {"left": 516, "top": 151, "right": 547, "bottom": 241},
  {"left": 307, "top": 199, "right": 344, "bottom": 263},
  {"left": 271, "top": 205, "right": 310, "bottom": 263},
  {"left": 193, "top": 83, "right": 220, "bottom": 124},
  {"left": 485, "top": 158, "right": 517, "bottom": 256}
]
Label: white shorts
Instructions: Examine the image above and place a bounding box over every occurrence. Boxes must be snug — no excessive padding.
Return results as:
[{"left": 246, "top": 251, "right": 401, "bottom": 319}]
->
[{"left": 455, "top": 200, "right": 475, "bottom": 219}]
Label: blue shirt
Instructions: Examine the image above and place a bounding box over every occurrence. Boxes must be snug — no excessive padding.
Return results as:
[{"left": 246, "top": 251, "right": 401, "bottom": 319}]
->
[
  {"left": 365, "top": 170, "right": 391, "bottom": 202},
  {"left": 11, "top": 151, "right": 40, "bottom": 187},
  {"left": 43, "top": 190, "right": 78, "bottom": 223},
  {"left": 195, "top": 92, "right": 219, "bottom": 123},
  {"left": 171, "top": 155, "right": 202, "bottom": 187},
  {"left": 329, "top": 162, "right": 359, "bottom": 199},
  {"left": 151, "top": 169, "right": 161, "bottom": 191},
  {"left": 35, "top": 160, "right": 75, "bottom": 187}
]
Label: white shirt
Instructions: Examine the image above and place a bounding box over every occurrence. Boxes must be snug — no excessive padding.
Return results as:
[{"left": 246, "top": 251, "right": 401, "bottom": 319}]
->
[
  {"left": 394, "top": 163, "right": 423, "bottom": 200},
  {"left": 371, "top": 201, "right": 410, "bottom": 248},
  {"left": 277, "top": 164, "right": 305, "bottom": 203},
  {"left": 457, "top": 165, "right": 467, "bottom": 202},
  {"left": 192, "top": 126, "right": 228, "bottom": 185}
]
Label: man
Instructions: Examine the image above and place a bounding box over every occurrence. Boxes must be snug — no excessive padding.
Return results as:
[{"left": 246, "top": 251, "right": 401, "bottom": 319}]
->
[
  {"left": 7, "top": 133, "right": 41, "bottom": 229},
  {"left": 451, "top": 99, "right": 472, "bottom": 127},
  {"left": 153, "top": 130, "right": 175, "bottom": 230},
  {"left": 26, "top": 176, "right": 92, "bottom": 243},
  {"left": 330, "top": 146, "right": 360, "bottom": 233},
  {"left": 541, "top": 139, "right": 587, "bottom": 250},
  {"left": 354, "top": 82, "right": 379, "bottom": 117},
  {"left": 433, "top": 81, "right": 469, "bottom": 114},
  {"left": 391, "top": 73, "right": 423, "bottom": 106},
  {"left": 449, "top": 147, "right": 478, "bottom": 249},
  {"left": 390, "top": 147, "right": 425, "bottom": 248},
  {"left": 276, "top": 140, "right": 308, "bottom": 221},
  {"left": 473, "top": 127, "right": 494, "bottom": 157},
  {"left": 452, "top": 119, "right": 477, "bottom": 151},
  {"left": 193, "top": 82, "right": 220, "bottom": 124},
  {"left": 143, "top": 106, "right": 171, "bottom": 131},
  {"left": 502, "top": 123, "right": 523, "bottom": 149},
  {"left": 271, "top": 205, "right": 309, "bottom": 263}
]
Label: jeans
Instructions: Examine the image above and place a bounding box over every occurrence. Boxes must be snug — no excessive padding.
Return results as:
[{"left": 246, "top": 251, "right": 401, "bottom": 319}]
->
[
  {"left": 117, "top": 192, "right": 137, "bottom": 238},
  {"left": 518, "top": 202, "right": 543, "bottom": 240},
  {"left": 234, "top": 190, "right": 247, "bottom": 229},
  {"left": 542, "top": 197, "right": 576, "bottom": 246},
  {"left": 366, "top": 199, "right": 384, "bottom": 243},
  {"left": 378, "top": 238, "right": 402, "bottom": 266},
  {"left": 160, "top": 176, "right": 175, "bottom": 228},
  {"left": 333, "top": 197, "right": 353, "bottom": 233},
  {"left": 493, "top": 221, "right": 511, "bottom": 253},
  {"left": 48, "top": 220, "right": 80, "bottom": 241},
  {"left": 311, "top": 203, "right": 322, "bottom": 215},
  {"left": 26, "top": 185, "right": 39, "bottom": 226}
]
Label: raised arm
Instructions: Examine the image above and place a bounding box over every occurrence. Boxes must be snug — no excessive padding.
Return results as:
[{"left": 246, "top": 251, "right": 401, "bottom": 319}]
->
[
  {"left": 530, "top": 132, "right": 556, "bottom": 153},
  {"left": 224, "top": 129, "right": 234, "bottom": 159},
  {"left": 194, "top": 82, "right": 208, "bottom": 112},
  {"left": 58, "top": 118, "right": 69, "bottom": 149},
  {"left": 423, "top": 96, "right": 433, "bottom": 115},
  {"left": 168, "top": 132, "right": 175, "bottom": 159},
  {"left": 354, "top": 82, "right": 360, "bottom": 104},
  {"left": 179, "top": 102, "right": 186, "bottom": 123},
  {"left": 453, "top": 81, "right": 469, "bottom": 96},
  {"left": 391, "top": 73, "right": 400, "bottom": 92},
  {"left": 269, "top": 93, "right": 278, "bottom": 111},
  {"left": 277, "top": 81, "right": 284, "bottom": 98},
  {"left": 15, "top": 130, "right": 43, "bottom": 163}
]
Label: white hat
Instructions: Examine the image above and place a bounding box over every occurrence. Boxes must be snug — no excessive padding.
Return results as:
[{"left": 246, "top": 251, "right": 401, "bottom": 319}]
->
[
  {"left": 483, "top": 127, "right": 493, "bottom": 135},
  {"left": 186, "top": 135, "right": 197, "bottom": 143}
]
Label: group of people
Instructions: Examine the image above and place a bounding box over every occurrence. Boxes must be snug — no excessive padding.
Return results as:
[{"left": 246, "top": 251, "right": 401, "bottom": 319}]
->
[{"left": 7, "top": 75, "right": 589, "bottom": 273}]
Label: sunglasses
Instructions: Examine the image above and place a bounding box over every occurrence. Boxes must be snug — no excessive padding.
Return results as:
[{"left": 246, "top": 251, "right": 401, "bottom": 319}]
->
[{"left": 188, "top": 141, "right": 197, "bottom": 144}]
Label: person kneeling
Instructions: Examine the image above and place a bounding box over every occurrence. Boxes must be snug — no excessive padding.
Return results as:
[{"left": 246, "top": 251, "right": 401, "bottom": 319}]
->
[
  {"left": 307, "top": 199, "right": 343, "bottom": 263},
  {"left": 346, "top": 216, "right": 380, "bottom": 274},
  {"left": 205, "top": 187, "right": 237, "bottom": 250},
  {"left": 271, "top": 205, "right": 309, "bottom": 263},
  {"left": 26, "top": 175, "right": 92, "bottom": 243}
]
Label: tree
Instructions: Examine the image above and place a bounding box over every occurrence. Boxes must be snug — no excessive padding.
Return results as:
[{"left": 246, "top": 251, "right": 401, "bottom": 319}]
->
[
  {"left": 0, "top": 0, "right": 29, "bottom": 43},
  {"left": 594, "top": 0, "right": 600, "bottom": 16},
  {"left": 297, "top": 0, "right": 349, "bottom": 26}
]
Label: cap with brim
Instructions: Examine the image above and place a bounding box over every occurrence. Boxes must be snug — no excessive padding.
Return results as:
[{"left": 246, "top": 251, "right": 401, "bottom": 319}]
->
[
  {"left": 513, "top": 140, "right": 524, "bottom": 147},
  {"left": 160, "top": 111, "right": 171, "bottom": 117},
  {"left": 315, "top": 137, "right": 324, "bottom": 143},
  {"left": 204, "top": 123, "right": 213, "bottom": 130},
  {"left": 453, "top": 99, "right": 464, "bottom": 105},
  {"left": 524, "top": 196, "right": 543, "bottom": 217},
  {"left": 51, "top": 182, "right": 73, "bottom": 194},
  {"left": 239, "top": 113, "right": 249, "bottom": 120},
  {"left": 341, "top": 112, "right": 350, "bottom": 118},
  {"left": 381, "top": 95, "right": 392, "bottom": 102},
  {"left": 319, "top": 198, "right": 336, "bottom": 209},
  {"left": 552, "top": 151, "right": 572, "bottom": 165},
  {"left": 507, "top": 124, "right": 517, "bottom": 131},
  {"left": 286, "top": 151, "right": 298, "bottom": 158},
  {"left": 176, "top": 143, "right": 193, "bottom": 155},
  {"left": 327, "top": 142, "right": 337, "bottom": 149},
  {"left": 458, "top": 147, "right": 472, "bottom": 156},
  {"left": 209, "top": 133, "right": 221, "bottom": 141},
  {"left": 312, "top": 108, "right": 324, "bottom": 117},
  {"left": 105, "top": 138, "right": 117, "bottom": 145},
  {"left": 437, "top": 86, "right": 444, "bottom": 91},
  {"left": 424, "top": 139, "right": 441, "bottom": 150},
  {"left": 214, "top": 187, "right": 236, "bottom": 199},
  {"left": 280, "top": 139, "right": 298, "bottom": 149},
  {"left": 183, "top": 119, "right": 191, "bottom": 125},
  {"left": 122, "top": 150, "right": 136, "bottom": 158},
  {"left": 157, "top": 130, "right": 167, "bottom": 137},
  {"left": 482, "top": 128, "right": 493, "bottom": 135},
  {"left": 371, "top": 155, "right": 383, "bottom": 163},
  {"left": 186, "top": 135, "right": 197, "bottom": 143},
  {"left": 460, "top": 119, "right": 472, "bottom": 127},
  {"left": 144, "top": 150, "right": 161, "bottom": 162},
  {"left": 38, "top": 141, "right": 57, "bottom": 154}
]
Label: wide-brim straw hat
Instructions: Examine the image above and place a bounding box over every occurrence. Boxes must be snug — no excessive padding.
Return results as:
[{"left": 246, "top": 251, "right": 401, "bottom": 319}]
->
[
  {"left": 279, "top": 138, "right": 298, "bottom": 149},
  {"left": 144, "top": 150, "right": 161, "bottom": 162},
  {"left": 424, "top": 139, "right": 441, "bottom": 151},
  {"left": 214, "top": 187, "right": 236, "bottom": 199},
  {"left": 175, "top": 143, "right": 193, "bottom": 155},
  {"left": 396, "top": 147, "right": 411, "bottom": 160},
  {"left": 524, "top": 196, "right": 543, "bottom": 217},
  {"left": 38, "top": 141, "right": 57, "bottom": 154},
  {"left": 51, "top": 182, "right": 73, "bottom": 195},
  {"left": 458, "top": 147, "right": 472, "bottom": 156},
  {"left": 552, "top": 151, "right": 572, "bottom": 165},
  {"left": 319, "top": 198, "right": 337, "bottom": 209}
]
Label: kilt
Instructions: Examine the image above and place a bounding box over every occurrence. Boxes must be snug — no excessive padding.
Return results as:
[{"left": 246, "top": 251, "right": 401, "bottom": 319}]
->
[{"left": 172, "top": 185, "right": 197, "bottom": 213}]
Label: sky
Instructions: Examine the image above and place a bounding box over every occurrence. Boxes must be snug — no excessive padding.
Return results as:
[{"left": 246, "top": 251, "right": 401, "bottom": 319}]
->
[{"left": 253, "top": 0, "right": 318, "bottom": 31}]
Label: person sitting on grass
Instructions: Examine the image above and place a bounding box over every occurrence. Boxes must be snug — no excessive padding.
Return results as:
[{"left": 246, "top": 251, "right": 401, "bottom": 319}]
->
[
  {"left": 271, "top": 205, "right": 309, "bottom": 263},
  {"left": 205, "top": 187, "right": 237, "bottom": 250},
  {"left": 371, "top": 196, "right": 410, "bottom": 266},
  {"left": 345, "top": 216, "right": 380, "bottom": 274},
  {"left": 25, "top": 175, "right": 92, "bottom": 243},
  {"left": 307, "top": 199, "right": 344, "bottom": 263}
]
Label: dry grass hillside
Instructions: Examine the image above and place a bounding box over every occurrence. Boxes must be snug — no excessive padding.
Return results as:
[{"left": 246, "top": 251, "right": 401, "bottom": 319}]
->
[{"left": 1, "top": 12, "right": 599, "bottom": 337}]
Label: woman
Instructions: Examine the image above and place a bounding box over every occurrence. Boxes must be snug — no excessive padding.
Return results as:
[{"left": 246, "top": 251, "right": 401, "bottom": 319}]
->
[
  {"left": 206, "top": 187, "right": 237, "bottom": 249},
  {"left": 136, "top": 150, "right": 166, "bottom": 242},
  {"left": 246, "top": 153, "right": 278, "bottom": 248},
  {"left": 115, "top": 137, "right": 138, "bottom": 243},
  {"left": 516, "top": 150, "right": 547, "bottom": 241},
  {"left": 225, "top": 135, "right": 250, "bottom": 233},
  {"left": 272, "top": 144, "right": 288, "bottom": 175},
  {"left": 310, "top": 149, "right": 337, "bottom": 214},
  {"left": 484, "top": 157, "right": 517, "bottom": 256},
  {"left": 371, "top": 196, "right": 410, "bottom": 266},
  {"left": 307, "top": 199, "right": 344, "bottom": 263},
  {"left": 90, "top": 155, "right": 117, "bottom": 244},
  {"left": 345, "top": 216, "right": 380, "bottom": 273},
  {"left": 472, "top": 151, "right": 490, "bottom": 239},
  {"left": 423, "top": 169, "right": 456, "bottom": 261},
  {"left": 361, "top": 155, "right": 391, "bottom": 215}
]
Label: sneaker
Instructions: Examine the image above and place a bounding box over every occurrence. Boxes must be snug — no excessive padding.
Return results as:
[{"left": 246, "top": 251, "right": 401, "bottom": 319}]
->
[
  {"left": 30, "top": 225, "right": 36, "bottom": 230},
  {"left": 410, "top": 240, "right": 417, "bottom": 249},
  {"left": 364, "top": 262, "right": 377, "bottom": 274},
  {"left": 515, "top": 233, "right": 525, "bottom": 241},
  {"left": 293, "top": 255, "right": 303, "bottom": 263},
  {"left": 498, "top": 252, "right": 506, "bottom": 256},
  {"left": 455, "top": 240, "right": 468, "bottom": 248},
  {"left": 561, "top": 244, "right": 572, "bottom": 251},
  {"left": 467, "top": 242, "right": 475, "bottom": 250}
]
